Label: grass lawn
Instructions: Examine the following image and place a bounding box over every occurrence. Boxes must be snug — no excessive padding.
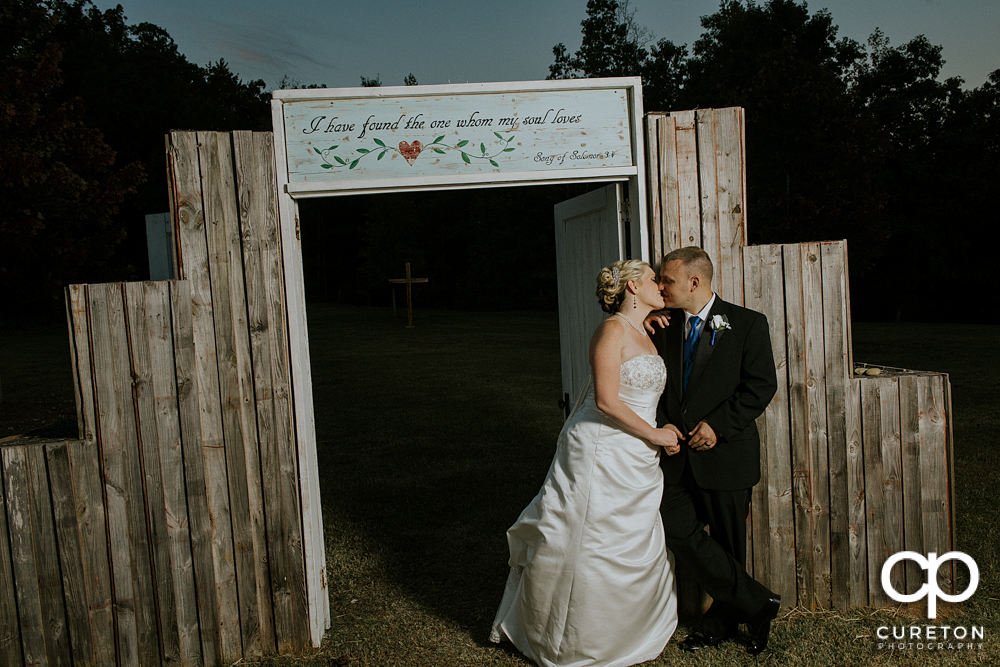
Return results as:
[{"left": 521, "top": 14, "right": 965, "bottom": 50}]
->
[{"left": 1, "top": 307, "right": 996, "bottom": 666}]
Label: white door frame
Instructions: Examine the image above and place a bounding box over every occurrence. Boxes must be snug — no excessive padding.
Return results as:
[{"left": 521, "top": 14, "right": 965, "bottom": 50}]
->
[{"left": 269, "top": 78, "right": 648, "bottom": 647}]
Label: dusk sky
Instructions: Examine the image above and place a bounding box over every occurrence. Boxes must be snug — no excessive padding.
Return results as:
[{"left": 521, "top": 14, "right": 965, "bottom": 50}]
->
[{"left": 90, "top": 0, "right": 999, "bottom": 93}]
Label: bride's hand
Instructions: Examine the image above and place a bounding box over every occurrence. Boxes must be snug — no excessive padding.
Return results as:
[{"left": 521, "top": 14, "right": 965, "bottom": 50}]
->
[
  {"left": 649, "top": 424, "right": 682, "bottom": 454},
  {"left": 642, "top": 310, "right": 671, "bottom": 334},
  {"left": 656, "top": 424, "right": 684, "bottom": 456}
]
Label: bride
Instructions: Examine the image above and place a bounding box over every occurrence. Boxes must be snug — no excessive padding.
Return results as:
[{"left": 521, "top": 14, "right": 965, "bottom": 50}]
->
[{"left": 490, "top": 259, "right": 680, "bottom": 667}]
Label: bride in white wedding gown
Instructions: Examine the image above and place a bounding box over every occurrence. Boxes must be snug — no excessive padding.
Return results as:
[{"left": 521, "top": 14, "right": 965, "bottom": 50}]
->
[{"left": 491, "top": 260, "right": 680, "bottom": 667}]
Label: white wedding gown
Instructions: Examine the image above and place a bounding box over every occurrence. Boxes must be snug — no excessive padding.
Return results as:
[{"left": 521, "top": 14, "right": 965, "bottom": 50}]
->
[{"left": 490, "top": 354, "right": 678, "bottom": 667}]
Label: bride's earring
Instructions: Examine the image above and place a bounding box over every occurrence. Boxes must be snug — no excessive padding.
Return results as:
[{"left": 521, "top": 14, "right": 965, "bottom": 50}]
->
[{"left": 633, "top": 295, "right": 637, "bottom": 309}]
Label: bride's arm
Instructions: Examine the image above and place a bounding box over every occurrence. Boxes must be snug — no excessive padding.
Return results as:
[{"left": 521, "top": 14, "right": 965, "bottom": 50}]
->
[{"left": 590, "top": 321, "right": 679, "bottom": 450}]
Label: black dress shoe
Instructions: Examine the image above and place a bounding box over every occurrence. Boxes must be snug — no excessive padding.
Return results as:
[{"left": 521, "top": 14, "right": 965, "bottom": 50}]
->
[
  {"left": 746, "top": 596, "right": 781, "bottom": 655},
  {"left": 678, "top": 627, "right": 735, "bottom": 652}
]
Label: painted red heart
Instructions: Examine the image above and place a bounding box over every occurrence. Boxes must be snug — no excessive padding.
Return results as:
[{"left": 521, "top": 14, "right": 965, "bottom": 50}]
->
[{"left": 399, "top": 140, "right": 422, "bottom": 165}]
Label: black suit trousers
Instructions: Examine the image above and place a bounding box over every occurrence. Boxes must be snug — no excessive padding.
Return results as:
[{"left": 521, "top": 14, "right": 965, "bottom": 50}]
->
[{"left": 660, "top": 463, "right": 770, "bottom": 634}]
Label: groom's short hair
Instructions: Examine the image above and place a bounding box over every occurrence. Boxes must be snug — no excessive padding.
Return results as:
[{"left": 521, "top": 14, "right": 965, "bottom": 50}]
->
[{"left": 662, "top": 247, "right": 714, "bottom": 284}]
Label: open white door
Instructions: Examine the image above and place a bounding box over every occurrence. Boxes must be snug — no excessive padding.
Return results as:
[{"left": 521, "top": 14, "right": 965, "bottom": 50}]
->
[{"left": 554, "top": 183, "right": 628, "bottom": 417}]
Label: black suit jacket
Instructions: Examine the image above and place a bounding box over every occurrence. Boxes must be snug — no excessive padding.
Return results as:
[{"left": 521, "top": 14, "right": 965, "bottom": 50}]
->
[{"left": 655, "top": 297, "right": 778, "bottom": 491}]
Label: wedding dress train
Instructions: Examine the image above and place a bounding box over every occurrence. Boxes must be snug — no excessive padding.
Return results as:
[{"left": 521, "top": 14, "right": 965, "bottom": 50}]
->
[{"left": 491, "top": 354, "right": 677, "bottom": 667}]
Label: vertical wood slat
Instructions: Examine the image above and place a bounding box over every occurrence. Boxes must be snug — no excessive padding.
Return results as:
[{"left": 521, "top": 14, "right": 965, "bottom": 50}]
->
[
  {"left": 696, "top": 109, "right": 720, "bottom": 289},
  {"left": 170, "top": 130, "right": 242, "bottom": 663},
  {"left": 87, "top": 283, "right": 142, "bottom": 666},
  {"left": 715, "top": 107, "right": 745, "bottom": 306},
  {"left": 877, "top": 378, "right": 904, "bottom": 599},
  {"left": 821, "top": 242, "right": 851, "bottom": 609},
  {"left": 125, "top": 282, "right": 183, "bottom": 665},
  {"left": 226, "top": 133, "right": 277, "bottom": 657},
  {"left": 169, "top": 281, "right": 221, "bottom": 667},
  {"left": 0, "top": 448, "right": 24, "bottom": 667},
  {"left": 144, "top": 282, "right": 203, "bottom": 665},
  {"left": 233, "top": 131, "right": 303, "bottom": 652},
  {"left": 251, "top": 131, "right": 311, "bottom": 651},
  {"left": 672, "top": 110, "right": 700, "bottom": 248},
  {"left": 918, "top": 374, "right": 953, "bottom": 592},
  {"left": 743, "top": 244, "right": 796, "bottom": 603},
  {"left": 898, "top": 375, "right": 924, "bottom": 594},
  {"left": 658, "top": 116, "right": 681, "bottom": 255},
  {"left": 645, "top": 113, "right": 664, "bottom": 262},
  {"left": 45, "top": 442, "right": 95, "bottom": 667},
  {"left": 845, "top": 379, "right": 868, "bottom": 606},
  {"left": 801, "top": 243, "right": 831, "bottom": 609},
  {"left": 781, "top": 244, "right": 812, "bottom": 607},
  {"left": 2, "top": 446, "right": 47, "bottom": 667},
  {"left": 198, "top": 131, "right": 264, "bottom": 659},
  {"left": 66, "top": 285, "right": 97, "bottom": 443}
]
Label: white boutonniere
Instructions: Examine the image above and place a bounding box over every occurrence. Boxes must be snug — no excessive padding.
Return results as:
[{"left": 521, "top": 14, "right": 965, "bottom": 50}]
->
[{"left": 709, "top": 314, "right": 731, "bottom": 345}]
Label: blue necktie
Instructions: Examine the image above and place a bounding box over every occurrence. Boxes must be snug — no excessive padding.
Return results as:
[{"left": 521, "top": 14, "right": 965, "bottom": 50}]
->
[{"left": 683, "top": 316, "right": 701, "bottom": 392}]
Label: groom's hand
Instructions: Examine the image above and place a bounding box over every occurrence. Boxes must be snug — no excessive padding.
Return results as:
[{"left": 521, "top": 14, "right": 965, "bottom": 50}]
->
[
  {"left": 642, "top": 310, "right": 671, "bottom": 334},
  {"left": 688, "top": 421, "right": 717, "bottom": 451},
  {"left": 662, "top": 424, "right": 684, "bottom": 456}
]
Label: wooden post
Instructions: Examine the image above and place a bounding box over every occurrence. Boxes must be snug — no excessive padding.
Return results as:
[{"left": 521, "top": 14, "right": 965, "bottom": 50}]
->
[{"left": 389, "top": 262, "right": 429, "bottom": 328}]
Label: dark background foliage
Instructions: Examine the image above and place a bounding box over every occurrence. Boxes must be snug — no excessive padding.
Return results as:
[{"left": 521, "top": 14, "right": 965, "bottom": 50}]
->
[{"left": 2, "top": 0, "right": 997, "bottom": 322}]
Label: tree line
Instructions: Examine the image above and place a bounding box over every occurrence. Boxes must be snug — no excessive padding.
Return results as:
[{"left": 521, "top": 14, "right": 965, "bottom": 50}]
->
[{"left": 2, "top": 0, "right": 997, "bottom": 321}]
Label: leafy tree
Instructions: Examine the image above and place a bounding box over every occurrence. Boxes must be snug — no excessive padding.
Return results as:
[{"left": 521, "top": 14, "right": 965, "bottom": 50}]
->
[
  {"left": 360, "top": 74, "right": 382, "bottom": 87},
  {"left": 548, "top": 0, "right": 651, "bottom": 79},
  {"left": 0, "top": 0, "right": 144, "bottom": 313}
]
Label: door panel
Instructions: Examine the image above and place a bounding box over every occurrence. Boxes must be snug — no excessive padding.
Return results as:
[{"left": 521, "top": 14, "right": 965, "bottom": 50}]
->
[{"left": 554, "top": 184, "right": 626, "bottom": 416}]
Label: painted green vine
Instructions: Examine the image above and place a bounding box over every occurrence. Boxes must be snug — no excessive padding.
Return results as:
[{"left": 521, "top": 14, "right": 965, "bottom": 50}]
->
[{"left": 312, "top": 133, "right": 516, "bottom": 170}]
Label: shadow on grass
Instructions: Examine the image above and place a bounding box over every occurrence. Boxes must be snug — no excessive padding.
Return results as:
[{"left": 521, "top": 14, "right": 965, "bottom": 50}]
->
[{"left": 308, "top": 303, "right": 566, "bottom": 640}]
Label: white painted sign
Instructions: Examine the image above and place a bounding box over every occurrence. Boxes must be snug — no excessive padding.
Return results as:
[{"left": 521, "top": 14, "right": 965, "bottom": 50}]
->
[{"left": 273, "top": 80, "right": 641, "bottom": 195}]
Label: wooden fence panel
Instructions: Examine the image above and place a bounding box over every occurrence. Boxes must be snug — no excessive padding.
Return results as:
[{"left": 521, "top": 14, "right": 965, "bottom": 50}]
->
[
  {"left": 45, "top": 442, "right": 96, "bottom": 667},
  {"left": 743, "top": 244, "right": 796, "bottom": 603},
  {"left": 87, "top": 283, "right": 144, "bottom": 666},
  {"left": 199, "top": 131, "right": 265, "bottom": 659},
  {"left": 645, "top": 113, "right": 665, "bottom": 261},
  {"left": 845, "top": 379, "right": 868, "bottom": 606},
  {"left": 714, "top": 107, "right": 746, "bottom": 305},
  {"left": 170, "top": 130, "right": 242, "bottom": 663},
  {"left": 821, "top": 241, "right": 851, "bottom": 609},
  {"left": 918, "top": 374, "right": 954, "bottom": 592},
  {"left": 2, "top": 446, "right": 47, "bottom": 667},
  {"left": 233, "top": 131, "right": 310, "bottom": 651},
  {"left": 126, "top": 282, "right": 184, "bottom": 665},
  {"left": 696, "top": 109, "right": 720, "bottom": 282},
  {"left": 0, "top": 447, "right": 23, "bottom": 667}
]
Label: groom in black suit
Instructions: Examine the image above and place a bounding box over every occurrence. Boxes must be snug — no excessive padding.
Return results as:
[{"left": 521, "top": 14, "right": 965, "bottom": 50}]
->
[{"left": 649, "top": 247, "right": 780, "bottom": 655}]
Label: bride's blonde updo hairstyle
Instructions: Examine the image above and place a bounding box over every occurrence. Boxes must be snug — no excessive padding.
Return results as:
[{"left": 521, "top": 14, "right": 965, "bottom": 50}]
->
[{"left": 596, "top": 259, "right": 651, "bottom": 314}]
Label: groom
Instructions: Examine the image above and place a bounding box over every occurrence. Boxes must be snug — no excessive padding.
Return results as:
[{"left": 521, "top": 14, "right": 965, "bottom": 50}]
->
[{"left": 647, "top": 247, "right": 780, "bottom": 655}]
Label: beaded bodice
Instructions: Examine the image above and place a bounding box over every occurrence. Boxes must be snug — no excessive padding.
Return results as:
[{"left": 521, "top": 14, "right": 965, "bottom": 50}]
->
[{"left": 619, "top": 354, "right": 666, "bottom": 394}]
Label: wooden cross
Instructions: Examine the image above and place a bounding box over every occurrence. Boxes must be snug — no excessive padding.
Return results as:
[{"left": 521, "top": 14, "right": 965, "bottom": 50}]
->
[{"left": 388, "top": 262, "right": 428, "bottom": 328}]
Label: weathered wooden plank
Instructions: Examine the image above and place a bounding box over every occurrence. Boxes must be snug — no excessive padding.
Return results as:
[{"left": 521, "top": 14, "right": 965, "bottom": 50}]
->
[
  {"left": 658, "top": 115, "right": 680, "bottom": 255},
  {"left": 943, "top": 375, "right": 957, "bottom": 591},
  {"left": 86, "top": 283, "right": 141, "bottom": 666},
  {"left": 860, "top": 378, "right": 887, "bottom": 606},
  {"left": 877, "top": 378, "right": 903, "bottom": 599},
  {"left": 65, "top": 291, "right": 86, "bottom": 442},
  {"left": 801, "top": 243, "right": 830, "bottom": 610},
  {"left": 821, "top": 241, "right": 850, "bottom": 609},
  {"left": 171, "top": 130, "right": 241, "bottom": 662},
  {"left": 782, "top": 244, "right": 812, "bottom": 608},
  {"left": 918, "top": 374, "right": 952, "bottom": 593},
  {"left": 672, "top": 110, "right": 700, "bottom": 248},
  {"left": 845, "top": 379, "right": 868, "bottom": 606},
  {"left": 200, "top": 131, "right": 263, "bottom": 658},
  {"left": 254, "top": 131, "right": 312, "bottom": 651},
  {"left": 168, "top": 279, "right": 221, "bottom": 667},
  {"left": 45, "top": 442, "right": 95, "bottom": 667},
  {"left": 25, "top": 444, "right": 73, "bottom": 666},
  {"left": 66, "top": 438, "right": 116, "bottom": 667},
  {"left": 4, "top": 445, "right": 49, "bottom": 666},
  {"left": 743, "top": 244, "right": 795, "bottom": 602},
  {"left": 715, "top": 108, "right": 745, "bottom": 306},
  {"left": 0, "top": 446, "right": 24, "bottom": 667},
  {"left": 898, "top": 375, "right": 923, "bottom": 595},
  {"left": 125, "top": 282, "right": 182, "bottom": 665},
  {"left": 645, "top": 113, "right": 664, "bottom": 262},
  {"left": 231, "top": 131, "right": 277, "bottom": 656},
  {"left": 67, "top": 285, "right": 97, "bottom": 443},
  {"left": 696, "top": 109, "right": 720, "bottom": 282},
  {"left": 144, "top": 281, "right": 202, "bottom": 666}
]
